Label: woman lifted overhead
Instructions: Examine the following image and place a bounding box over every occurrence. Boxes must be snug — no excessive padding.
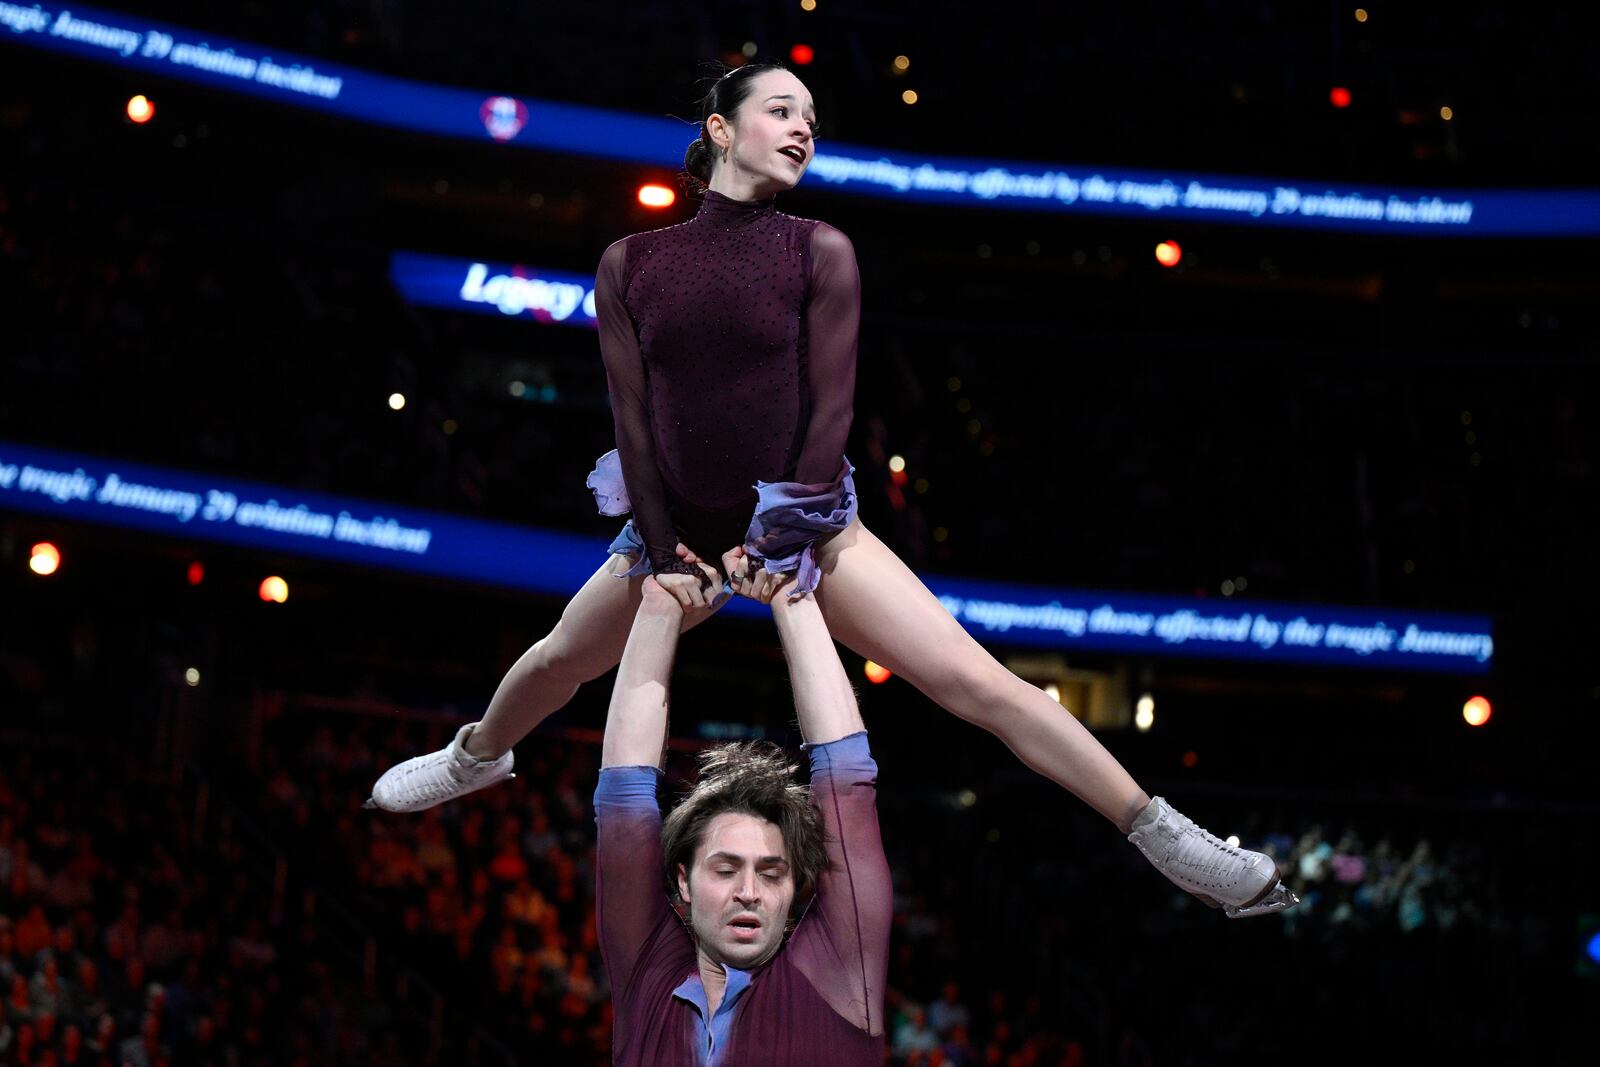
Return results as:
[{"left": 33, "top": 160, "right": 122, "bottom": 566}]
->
[{"left": 368, "top": 62, "right": 1296, "bottom": 920}]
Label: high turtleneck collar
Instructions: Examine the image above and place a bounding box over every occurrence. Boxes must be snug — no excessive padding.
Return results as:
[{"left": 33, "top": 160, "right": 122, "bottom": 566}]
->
[{"left": 696, "top": 189, "right": 779, "bottom": 223}]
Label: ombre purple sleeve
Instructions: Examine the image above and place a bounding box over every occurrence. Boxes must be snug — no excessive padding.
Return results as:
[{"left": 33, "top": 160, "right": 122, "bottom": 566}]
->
[
  {"left": 789, "top": 732, "right": 891, "bottom": 1036},
  {"left": 594, "top": 765, "right": 672, "bottom": 1012},
  {"left": 594, "top": 240, "right": 701, "bottom": 580}
]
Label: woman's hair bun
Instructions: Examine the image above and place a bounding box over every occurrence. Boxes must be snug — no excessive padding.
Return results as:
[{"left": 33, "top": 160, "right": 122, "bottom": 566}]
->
[{"left": 683, "top": 135, "right": 714, "bottom": 187}]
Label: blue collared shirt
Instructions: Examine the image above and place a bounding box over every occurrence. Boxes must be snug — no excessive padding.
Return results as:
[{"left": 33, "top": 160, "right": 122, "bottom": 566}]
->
[{"left": 671, "top": 964, "right": 752, "bottom": 1066}]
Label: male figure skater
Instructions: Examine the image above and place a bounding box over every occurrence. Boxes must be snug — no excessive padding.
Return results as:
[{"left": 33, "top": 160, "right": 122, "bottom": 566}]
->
[{"left": 593, "top": 550, "right": 889, "bottom": 1065}]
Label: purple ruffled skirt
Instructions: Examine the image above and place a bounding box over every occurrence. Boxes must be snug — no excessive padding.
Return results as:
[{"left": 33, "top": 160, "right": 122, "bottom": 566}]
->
[{"left": 586, "top": 450, "right": 857, "bottom": 597}]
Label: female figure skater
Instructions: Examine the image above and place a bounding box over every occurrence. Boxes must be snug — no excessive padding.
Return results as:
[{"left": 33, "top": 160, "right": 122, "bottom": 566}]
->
[{"left": 369, "top": 62, "right": 1295, "bottom": 918}]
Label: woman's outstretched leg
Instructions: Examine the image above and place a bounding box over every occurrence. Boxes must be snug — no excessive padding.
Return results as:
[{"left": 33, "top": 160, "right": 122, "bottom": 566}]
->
[
  {"left": 811, "top": 521, "right": 1150, "bottom": 831},
  {"left": 812, "top": 520, "right": 1296, "bottom": 917},
  {"left": 368, "top": 553, "right": 721, "bottom": 811},
  {"left": 466, "top": 554, "right": 656, "bottom": 759}
]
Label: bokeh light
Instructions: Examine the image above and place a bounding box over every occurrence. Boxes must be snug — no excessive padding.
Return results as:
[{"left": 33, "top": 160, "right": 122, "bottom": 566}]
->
[
  {"left": 638, "top": 184, "right": 676, "bottom": 208},
  {"left": 1135, "top": 694, "right": 1155, "bottom": 732},
  {"left": 29, "top": 542, "right": 61, "bottom": 576}
]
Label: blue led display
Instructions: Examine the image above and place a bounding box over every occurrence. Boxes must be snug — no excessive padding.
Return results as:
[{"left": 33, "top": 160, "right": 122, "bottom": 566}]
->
[
  {"left": 389, "top": 252, "right": 597, "bottom": 328},
  {"left": 4, "top": 3, "right": 1598, "bottom": 236},
  {"left": 1, "top": 441, "right": 1493, "bottom": 673}
]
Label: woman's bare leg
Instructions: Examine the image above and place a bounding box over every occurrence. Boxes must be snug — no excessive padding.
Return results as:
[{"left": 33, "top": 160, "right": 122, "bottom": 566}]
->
[
  {"left": 813, "top": 521, "right": 1151, "bottom": 832},
  {"left": 465, "top": 553, "right": 720, "bottom": 759}
]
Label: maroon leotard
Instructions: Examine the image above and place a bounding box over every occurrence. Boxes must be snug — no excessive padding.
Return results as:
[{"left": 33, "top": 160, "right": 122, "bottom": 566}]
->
[{"left": 594, "top": 191, "right": 860, "bottom": 577}]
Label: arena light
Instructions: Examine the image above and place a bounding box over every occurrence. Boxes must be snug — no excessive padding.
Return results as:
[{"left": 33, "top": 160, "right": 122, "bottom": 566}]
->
[
  {"left": 1155, "top": 240, "right": 1182, "bottom": 268},
  {"left": 258, "top": 576, "right": 289, "bottom": 603},
  {"left": 887, "top": 454, "right": 906, "bottom": 473},
  {"left": 184, "top": 668, "right": 201, "bottom": 687},
  {"left": 1330, "top": 86, "right": 1352, "bottom": 109},
  {"left": 1134, "top": 693, "right": 1155, "bottom": 732},
  {"left": 789, "top": 43, "right": 815, "bottom": 66},
  {"left": 801, "top": 0, "right": 817, "bottom": 10},
  {"left": 29, "top": 542, "right": 61, "bottom": 576},
  {"left": 1463, "top": 695, "right": 1492, "bottom": 727},
  {"left": 864, "top": 660, "right": 892, "bottom": 684},
  {"left": 388, "top": 392, "right": 406, "bottom": 411},
  {"left": 892, "top": 55, "right": 910, "bottom": 73},
  {"left": 637, "top": 183, "right": 676, "bottom": 209},
  {"left": 126, "top": 94, "right": 154, "bottom": 123},
  {"left": 901, "top": 89, "right": 919, "bottom": 106}
]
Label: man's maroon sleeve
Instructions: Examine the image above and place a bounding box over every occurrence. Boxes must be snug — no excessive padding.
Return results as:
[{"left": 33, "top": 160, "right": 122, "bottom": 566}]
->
[{"left": 788, "top": 731, "right": 891, "bottom": 1036}]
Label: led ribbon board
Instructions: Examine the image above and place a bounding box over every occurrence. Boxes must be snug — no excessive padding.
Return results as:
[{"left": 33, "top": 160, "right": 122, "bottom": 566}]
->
[
  {"left": 390, "top": 252, "right": 598, "bottom": 328},
  {"left": 4, "top": 4, "right": 1597, "bottom": 236},
  {"left": 1, "top": 441, "right": 1492, "bottom": 673}
]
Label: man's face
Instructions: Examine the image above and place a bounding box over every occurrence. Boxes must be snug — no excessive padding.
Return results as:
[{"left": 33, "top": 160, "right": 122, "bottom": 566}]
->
[{"left": 677, "top": 812, "right": 795, "bottom": 971}]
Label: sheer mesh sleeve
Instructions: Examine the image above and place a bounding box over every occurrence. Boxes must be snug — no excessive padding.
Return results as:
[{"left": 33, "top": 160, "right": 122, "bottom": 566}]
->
[
  {"left": 593, "top": 767, "right": 672, "bottom": 1018},
  {"left": 789, "top": 732, "right": 891, "bottom": 1036},
  {"left": 595, "top": 240, "right": 701, "bottom": 578},
  {"left": 793, "top": 223, "right": 860, "bottom": 485}
]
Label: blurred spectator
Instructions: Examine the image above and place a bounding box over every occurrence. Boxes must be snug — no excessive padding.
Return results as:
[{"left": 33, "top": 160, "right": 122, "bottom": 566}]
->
[
  {"left": 929, "top": 981, "right": 971, "bottom": 1036},
  {"left": 894, "top": 1004, "right": 940, "bottom": 1058}
]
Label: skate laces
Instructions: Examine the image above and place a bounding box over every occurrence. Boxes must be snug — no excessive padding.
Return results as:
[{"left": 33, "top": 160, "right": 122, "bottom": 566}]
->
[
  {"left": 392, "top": 751, "right": 470, "bottom": 804},
  {"left": 414, "top": 749, "right": 505, "bottom": 797},
  {"left": 1169, "top": 814, "right": 1256, "bottom": 885}
]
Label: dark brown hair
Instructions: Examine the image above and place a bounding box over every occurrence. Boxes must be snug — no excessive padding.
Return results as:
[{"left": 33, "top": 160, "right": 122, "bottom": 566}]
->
[
  {"left": 661, "top": 741, "right": 828, "bottom": 911},
  {"left": 681, "top": 61, "right": 790, "bottom": 195}
]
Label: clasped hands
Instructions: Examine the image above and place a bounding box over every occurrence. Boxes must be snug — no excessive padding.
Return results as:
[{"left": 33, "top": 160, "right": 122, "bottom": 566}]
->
[{"left": 648, "top": 543, "right": 793, "bottom": 610}]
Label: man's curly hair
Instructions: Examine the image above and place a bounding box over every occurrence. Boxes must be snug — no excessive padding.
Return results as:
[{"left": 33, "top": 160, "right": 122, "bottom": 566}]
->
[{"left": 661, "top": 741, "right": 829, "bottom": 911}]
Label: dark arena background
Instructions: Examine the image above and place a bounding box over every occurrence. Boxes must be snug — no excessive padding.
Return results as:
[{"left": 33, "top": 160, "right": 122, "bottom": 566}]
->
[{"left": 2, "top": 3, "right": 1597, "bottom": 1065}]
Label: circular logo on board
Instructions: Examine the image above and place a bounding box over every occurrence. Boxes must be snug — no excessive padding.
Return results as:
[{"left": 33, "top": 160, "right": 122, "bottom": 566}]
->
[{"left": 480, "top": 96, "right": 529, "bottom": 142}]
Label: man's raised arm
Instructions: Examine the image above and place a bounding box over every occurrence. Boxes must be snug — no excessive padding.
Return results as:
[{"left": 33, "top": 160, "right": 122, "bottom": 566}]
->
[
  {"left": 769, "top": 588, "right": 891, "bottom": 1037},
  {"left": 601, "top": 578, "right": 690, "bottom": 769},
  {"left": 595, "top": 577, "right": 706, "bottom": 1031},
  {"left": 770, "top": 591, "right": 865, "bottom": 746}
]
